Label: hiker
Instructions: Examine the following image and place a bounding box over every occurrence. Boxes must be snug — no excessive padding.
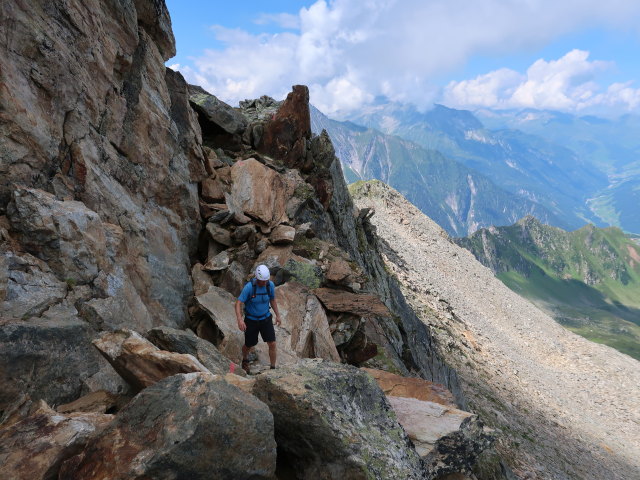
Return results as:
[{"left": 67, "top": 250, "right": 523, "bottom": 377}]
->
[{"left": 235, "top": 264, "right": 282, "bottom": 373}]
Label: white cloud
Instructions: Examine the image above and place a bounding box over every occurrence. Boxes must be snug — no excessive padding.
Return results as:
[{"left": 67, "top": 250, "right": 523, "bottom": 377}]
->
[
  {"left": 254, "top": 13, "right": 300, "bottom": 29},
  {"left": 444, "top": 50, "right": 640, "bottom": 112},
  {"left": 173, "top": 0, "right": 640, "bottom": 115}
]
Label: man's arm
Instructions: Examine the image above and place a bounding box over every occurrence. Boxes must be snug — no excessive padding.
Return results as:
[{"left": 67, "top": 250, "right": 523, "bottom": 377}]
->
[
  {"left": 270, "top": 297, "right": 281, "bottom": 326},
  {"left": 235, "top": 300, "right": 246, "bottom": 331}
]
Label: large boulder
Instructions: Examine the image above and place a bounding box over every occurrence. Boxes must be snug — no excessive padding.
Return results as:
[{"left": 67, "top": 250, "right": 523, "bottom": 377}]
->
[
  {"left": 146, "top": 325, "right": 243, "bottom": 376},
  {"left": 92, "top": 329, "right": 209, "bottom": 392},
  {"left": 7, "top": 187, "right": 110, "bottom": 284},
  {"left": 59, "top": 373, "right": 277, "bottom": 480},
  {"left": 252, "top": 359, "right": 425, "bottom": 479},
  {"left": 267, "top": 282, "right": 340, "bottom": 363},
  {"left": 194, "top": 286, "right": 245, "bottom": 363},
  {"left": 229, "top": 158, "right": 293, "bottom": 226},
  {"left": 0, "top": 401, "right": 113, "bottom": 480},
  {"left": 0, "top": 318, "right": 125, "bottom": 414},
  {"left": 313, "top": 288, "right": 391, "bottom": 317},
  {"left": 189, "top": 92, "right": 248, "bottom": 135}
]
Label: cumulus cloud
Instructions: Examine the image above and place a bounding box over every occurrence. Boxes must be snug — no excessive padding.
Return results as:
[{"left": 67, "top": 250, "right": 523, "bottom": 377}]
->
[
  {"left": 444, "top": 50, "right": 640, "bottom": 112},
  {"left": 173, "top": 0, "right": 640, "bottom": 115}
]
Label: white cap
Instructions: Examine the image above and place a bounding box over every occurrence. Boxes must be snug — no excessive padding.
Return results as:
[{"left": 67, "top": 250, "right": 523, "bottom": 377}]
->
[{"left": 255, "top": 264, "right": 270, "bottom": 281}]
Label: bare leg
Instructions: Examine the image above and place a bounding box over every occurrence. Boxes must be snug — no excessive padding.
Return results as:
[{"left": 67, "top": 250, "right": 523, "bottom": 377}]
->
[
  {"left": 242, "top": 344, "right": 251, "bottom": 360},
  {"left": 267, "top": 341, "right": 277, "bottom": 368}
]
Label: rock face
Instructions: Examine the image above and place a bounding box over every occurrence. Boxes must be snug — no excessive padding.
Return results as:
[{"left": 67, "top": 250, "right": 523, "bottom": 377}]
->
[
  {"left": 252, "top": 360, "right": 425, "bottom": 480},
  {"left": 59, "top": 373, "right": 277, "bottom": 480},
  {"left": 0, "top": 401, "right": 112, "bottom": 480},
  {"left": 92, "top": 329, "right": 209, "bottom": 392},
  {"left": 1, "top": 0, "right": 205, "bottom": 329}
]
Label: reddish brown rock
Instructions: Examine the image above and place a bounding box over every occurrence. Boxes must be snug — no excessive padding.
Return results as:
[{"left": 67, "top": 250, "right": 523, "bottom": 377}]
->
[
  {"left": 92, "top": 330, "right": 209, "bottom": 392},
  {"left": 313, "top": 288, "right": 391, "bottom": 317},
  {"left": 201, "top": 177, "right": 226, "bottom": 202},
  {"left": 362, "top": 368, "right": 456, "bottom": 407},
  {"left": 257, "top": 85, "right": 311, "bottom": 167},
  {"left": 0, "top": 401, "right": 112, "bottom": 480},
  {"left": 325, "top": 258, "right": 354, "bottom": 283}
]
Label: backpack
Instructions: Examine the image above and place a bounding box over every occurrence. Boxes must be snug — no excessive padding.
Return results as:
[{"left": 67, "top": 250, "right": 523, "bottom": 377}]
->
[{"left": 247, "top": 278, "right": 274, "bottom": 303}]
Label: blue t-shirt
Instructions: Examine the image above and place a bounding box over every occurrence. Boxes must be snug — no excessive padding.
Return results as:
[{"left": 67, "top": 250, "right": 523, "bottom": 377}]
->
[{"left": 238, "top": 280, "right": 275, "bottom": 320}]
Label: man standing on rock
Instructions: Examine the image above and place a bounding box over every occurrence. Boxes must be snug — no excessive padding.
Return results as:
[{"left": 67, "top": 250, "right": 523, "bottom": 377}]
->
[{"left": 236, "top": 265, "right": 282, "bottom": 374}]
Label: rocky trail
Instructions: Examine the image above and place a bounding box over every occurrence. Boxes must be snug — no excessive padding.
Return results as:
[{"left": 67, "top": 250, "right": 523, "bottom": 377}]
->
[{"left": 352, "top": 180, "right": 640, "bottom": 480}]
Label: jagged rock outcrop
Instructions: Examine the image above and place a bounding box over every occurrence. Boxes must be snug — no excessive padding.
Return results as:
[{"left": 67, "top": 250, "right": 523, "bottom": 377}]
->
[
  {"left": 59, "top": 373, "right": 277, "bottom": 480},
  {"left": 252, "top": 360, "right": 426, "bottom": 480}
]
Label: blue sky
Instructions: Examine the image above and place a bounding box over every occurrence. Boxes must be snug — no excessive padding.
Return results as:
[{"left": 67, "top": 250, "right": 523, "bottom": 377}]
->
[{"left": 166, "top": 0, "right": 640, "bottom": 117}]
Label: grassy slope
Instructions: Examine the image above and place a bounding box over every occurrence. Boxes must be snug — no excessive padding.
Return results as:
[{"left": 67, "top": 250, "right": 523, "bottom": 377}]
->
[{"left": 456, "top": 219, "right": 640, "bottom": 359}]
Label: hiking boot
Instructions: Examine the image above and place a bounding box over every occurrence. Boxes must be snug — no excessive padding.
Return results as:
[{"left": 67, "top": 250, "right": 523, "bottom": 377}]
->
[{"left": 242, "top": 359, "right": 250, "bottom": 374}]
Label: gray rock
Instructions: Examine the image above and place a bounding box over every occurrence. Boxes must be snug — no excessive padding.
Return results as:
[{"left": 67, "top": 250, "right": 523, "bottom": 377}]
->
[
  {"left": 203, "top": 250, "right": 230, "bottom": 271},
  {"left": 253, "top": 359, "right": 426, "bottom": 480},
  {"left": 206, "top": 222, "right": 232, "bottom": 246},
  {"left": 1, "top": 0, "right": 203, "bottom": 328},
  {"left": 146, "top": 326, "right": 243, "bottom": 376},
  {"left": 0, "top": 318, "right": 123, "bottom": 414},
  {"left": 219, "top": 260, "right": 249, "bottom": 297},
  {"left": 60, "top": 373, "right": 276, "bottom": 480},
  {"left": 189, "top": 92, "right": 248, "bottom": 135},
  {"left": 7, "top": 187, "right": 109, "bottom": 285},
  {"left": 0, "top": 250, "right": 67, "bottom": 320}
]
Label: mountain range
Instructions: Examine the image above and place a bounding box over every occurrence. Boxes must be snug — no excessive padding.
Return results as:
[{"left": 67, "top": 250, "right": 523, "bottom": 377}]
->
[
  {"left": 310, "top": 106, "right": 565, "bottom": 237},
  {"left": 346, "top": 103, "right": 610, "bottom": 231},
  {"left": 476, "top": 109, "right": 640, "bottom": 234}
]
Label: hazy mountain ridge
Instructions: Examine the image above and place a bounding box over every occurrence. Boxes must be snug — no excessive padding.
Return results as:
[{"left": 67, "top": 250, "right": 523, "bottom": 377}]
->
[
  {"left": 347, "top": 103, "right": 609, "bottom": 230},
  {"left": 455, "top": 216, "right": 640, "bottom": 359},
  {"left": 476, "top": 108, "right": 640, "bottom": 233},
  {"left": 311, "top": 106, "right": 566, "bottom": 236}
]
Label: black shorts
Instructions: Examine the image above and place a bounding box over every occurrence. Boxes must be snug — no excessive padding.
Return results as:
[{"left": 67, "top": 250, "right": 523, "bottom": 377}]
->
[{"left": 244, "top": 315, "right": 275, "bottom": 347}]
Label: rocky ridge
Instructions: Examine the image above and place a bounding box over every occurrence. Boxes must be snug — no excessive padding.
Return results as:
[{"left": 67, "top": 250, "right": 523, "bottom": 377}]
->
[
  {"left": 1, "top": 1, "right": 494, "bottom": 478},
  {"left": 351, "top": 180, "right": 640, "bottom": 479}
]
